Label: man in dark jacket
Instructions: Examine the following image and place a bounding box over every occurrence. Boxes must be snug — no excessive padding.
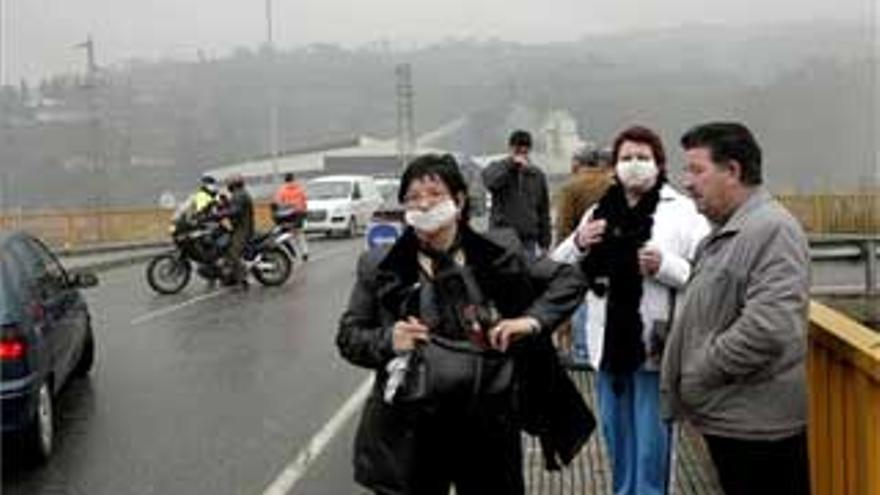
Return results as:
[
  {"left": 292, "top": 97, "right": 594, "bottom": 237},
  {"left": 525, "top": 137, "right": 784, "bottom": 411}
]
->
[
  {"left": 223, "top": 174, "right": 254, "bottom": 286},
  {"left": 482, "top": 130, "right": 551, "bottom": 260},
  {"left": 337, "top": 154, "right": 593, "bottom": 495}
]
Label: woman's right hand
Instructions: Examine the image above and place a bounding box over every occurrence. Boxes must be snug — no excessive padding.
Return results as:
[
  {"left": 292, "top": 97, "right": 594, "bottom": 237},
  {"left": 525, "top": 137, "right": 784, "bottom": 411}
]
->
[
  {"left": 575, "top": 217, "right": 607, "bottom": 250},
  {"left": 392, "top": 317, "right": 429, "bottom": 352}
]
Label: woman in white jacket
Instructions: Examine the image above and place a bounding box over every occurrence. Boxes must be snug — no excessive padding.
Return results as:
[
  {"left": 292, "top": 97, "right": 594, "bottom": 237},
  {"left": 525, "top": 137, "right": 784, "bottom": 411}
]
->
[{"left": 552, "top": 126, "right": 709, "bottom": 495}]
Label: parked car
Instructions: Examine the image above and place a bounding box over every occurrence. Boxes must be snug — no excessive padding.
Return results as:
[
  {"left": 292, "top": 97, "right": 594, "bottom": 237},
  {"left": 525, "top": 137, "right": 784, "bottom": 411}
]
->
[
  {"left": 304, "top": 175, "right": 383, "bottom": 237},
  {"left": 1, "top": 231, "right": 99, "bottom": 464}
]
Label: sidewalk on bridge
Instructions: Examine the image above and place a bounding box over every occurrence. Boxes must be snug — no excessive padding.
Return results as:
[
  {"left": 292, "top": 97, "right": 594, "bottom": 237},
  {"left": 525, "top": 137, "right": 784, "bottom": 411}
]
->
[{"left": 523, "top": 370, "right": 722, "bottom": 495}]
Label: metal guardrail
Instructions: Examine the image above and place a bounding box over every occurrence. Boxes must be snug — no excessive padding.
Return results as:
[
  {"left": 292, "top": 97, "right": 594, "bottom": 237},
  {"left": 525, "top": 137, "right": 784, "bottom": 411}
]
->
[{"left": 810, "top": 235, "right": 879, "bottom": 297}]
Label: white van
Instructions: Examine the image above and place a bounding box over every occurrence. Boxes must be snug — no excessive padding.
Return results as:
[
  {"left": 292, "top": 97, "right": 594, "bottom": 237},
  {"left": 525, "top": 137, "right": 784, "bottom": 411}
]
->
[{"left": 304, "top": 175, "right": 383, "bottom": 237}]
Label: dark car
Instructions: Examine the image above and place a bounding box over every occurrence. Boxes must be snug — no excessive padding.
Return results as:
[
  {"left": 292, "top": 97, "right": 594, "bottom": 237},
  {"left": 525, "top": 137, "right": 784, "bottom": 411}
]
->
[{"left": 0, "top": 231, "right": 99, "bottom": 464}]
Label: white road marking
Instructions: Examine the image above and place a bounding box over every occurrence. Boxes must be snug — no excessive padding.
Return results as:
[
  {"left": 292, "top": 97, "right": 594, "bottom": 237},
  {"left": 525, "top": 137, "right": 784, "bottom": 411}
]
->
[
  {"left": 130, "top": 289, "right": 231, "bottom": 325},
  {"left": 129, "top": 244, "right": 356, "bottom": 326},
  {"left": 262, "top": 376, "right": 374, "bottom": 495}
]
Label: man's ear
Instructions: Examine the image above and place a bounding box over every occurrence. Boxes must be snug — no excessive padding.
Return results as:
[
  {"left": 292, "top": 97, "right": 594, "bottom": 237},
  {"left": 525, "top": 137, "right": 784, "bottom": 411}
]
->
[{"left": 727, "top": 160, "right": 744, "bottom": 183}]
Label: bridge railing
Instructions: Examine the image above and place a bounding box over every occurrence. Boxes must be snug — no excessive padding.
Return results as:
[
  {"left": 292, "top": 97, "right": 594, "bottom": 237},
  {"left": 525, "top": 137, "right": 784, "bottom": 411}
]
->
[
  {"left": 778, "top": 193, "right": 878, "bottom": 234},
  {"left": 2, "top": 193, "right": 875, "bottom": 249},
  {"left": 0, "top": 204, "right": 276, "bottom": 248},
  {"left": 808, "top": 301, "right": 880, "bottom": 495}
]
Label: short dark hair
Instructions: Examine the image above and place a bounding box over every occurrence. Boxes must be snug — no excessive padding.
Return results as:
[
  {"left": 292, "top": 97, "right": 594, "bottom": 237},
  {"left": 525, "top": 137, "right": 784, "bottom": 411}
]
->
[
  {"left": 284, "top": 172, "right": 295, "bottom": 182},
  {"left": 508, "top": 130, "right": 532, "bottom": 149},
  {"left": 398, "top": 154, "right": 470, "bottom": 222},
  {"left": 612, "top": 125, "right": 667, "bottom": 171},
  {"left": 680, "top": 122, "right": 763, "bottom": 186}
]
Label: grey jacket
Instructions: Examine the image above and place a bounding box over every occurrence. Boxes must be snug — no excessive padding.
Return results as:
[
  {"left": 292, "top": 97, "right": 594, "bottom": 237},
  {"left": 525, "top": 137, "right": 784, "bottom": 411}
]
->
[
  {"left": 660, "top": 188, "right": 810, "bottom": 440},
  {"left": 482, "top": 157, "right": 551, "bottom": 249}
]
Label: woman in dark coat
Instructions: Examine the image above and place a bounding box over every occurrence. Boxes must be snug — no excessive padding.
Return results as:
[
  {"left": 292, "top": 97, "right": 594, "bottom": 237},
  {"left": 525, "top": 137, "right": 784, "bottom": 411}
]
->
[{"left": 337, "top": 154, "right": 589, "bottom": 495}]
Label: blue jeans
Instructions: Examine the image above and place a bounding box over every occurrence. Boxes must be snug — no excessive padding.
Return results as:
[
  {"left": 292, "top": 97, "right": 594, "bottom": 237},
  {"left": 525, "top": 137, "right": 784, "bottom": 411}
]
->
[
  {"left": 596, "top": 369, "right": 671, "bottom": 495},
  {"left": 571, "top": 303, "right": 589, "bottom": 365}
]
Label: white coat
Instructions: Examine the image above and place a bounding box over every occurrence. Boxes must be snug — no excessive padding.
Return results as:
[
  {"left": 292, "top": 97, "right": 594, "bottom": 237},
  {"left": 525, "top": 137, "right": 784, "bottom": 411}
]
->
[{"left": 552, "top": 184, "right": 710, "bottom": 371}]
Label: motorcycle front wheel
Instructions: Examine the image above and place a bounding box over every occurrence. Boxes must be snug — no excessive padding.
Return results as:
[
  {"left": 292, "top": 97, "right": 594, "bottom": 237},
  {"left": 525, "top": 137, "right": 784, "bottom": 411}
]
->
[{"left": 146, "top": 253, "right": 192, "bottom": 294}]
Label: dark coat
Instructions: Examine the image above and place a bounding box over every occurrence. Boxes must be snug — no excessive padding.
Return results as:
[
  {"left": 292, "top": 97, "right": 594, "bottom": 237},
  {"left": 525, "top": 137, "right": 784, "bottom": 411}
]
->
[
  {"left": 337, "top": 226, "right": 595, "bottom": 493},
  {"left": 227, "top": 187, "right": 254, "bottom": 239},
  {"left": 482, "top": 158, "right": 552, "bottom": 249}
]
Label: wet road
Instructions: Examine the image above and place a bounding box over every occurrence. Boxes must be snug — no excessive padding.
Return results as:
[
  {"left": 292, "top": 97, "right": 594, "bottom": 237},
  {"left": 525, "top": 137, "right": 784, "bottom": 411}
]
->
[
  {"left": 2, "top": 236, "right": 872, "bottom": 495},
  {"left": 2, "top": 238, "right": 370, "bottom": 495}
]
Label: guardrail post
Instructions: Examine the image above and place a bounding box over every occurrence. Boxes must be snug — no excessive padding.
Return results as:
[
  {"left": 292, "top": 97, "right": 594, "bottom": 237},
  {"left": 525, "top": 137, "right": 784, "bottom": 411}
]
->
[{"left": 864, "top": 239, "right": 877, "bottom": 297}]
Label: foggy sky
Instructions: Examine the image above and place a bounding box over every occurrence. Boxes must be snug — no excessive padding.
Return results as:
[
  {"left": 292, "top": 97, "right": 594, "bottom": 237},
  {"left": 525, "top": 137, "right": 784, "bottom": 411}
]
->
[{"left": 2, "top": 0, "right": 875, "bottom": 82}]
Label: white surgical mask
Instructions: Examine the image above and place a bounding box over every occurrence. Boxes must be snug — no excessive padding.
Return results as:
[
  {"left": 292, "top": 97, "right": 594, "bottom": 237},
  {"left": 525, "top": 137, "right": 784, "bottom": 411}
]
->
[
  {"left": 616, "top": 158, "right": 658, "bottom": 189},
  {"left": 405, "top": 199, "right": 458, "bottom": 233}
]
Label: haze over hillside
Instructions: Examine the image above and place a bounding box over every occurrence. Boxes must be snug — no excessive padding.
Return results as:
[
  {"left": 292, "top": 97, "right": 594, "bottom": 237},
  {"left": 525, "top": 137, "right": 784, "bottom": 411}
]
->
[{"left": 0, "top": 20, "right": 876, "bottom": 208}]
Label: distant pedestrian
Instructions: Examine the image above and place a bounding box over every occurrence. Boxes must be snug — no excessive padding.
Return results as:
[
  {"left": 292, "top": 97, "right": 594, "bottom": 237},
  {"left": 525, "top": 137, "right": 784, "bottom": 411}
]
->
[
  {"left": 482, "top": 130, "right": 551, "bottom": 260},
  {"left": 555, "top": 144, "right": 614, "bottom": 243},
  {"left": 222, "top": 174, "right": 254, "bottom": 287},
  {"left": 554, "top": 144, "right": 614, "bottom": 366},
  {"left": 273, "top": 172, "right": 309, "bottom": 261},
  {"left": 661, "top": 122, "right": 811, "bottom": 495}
]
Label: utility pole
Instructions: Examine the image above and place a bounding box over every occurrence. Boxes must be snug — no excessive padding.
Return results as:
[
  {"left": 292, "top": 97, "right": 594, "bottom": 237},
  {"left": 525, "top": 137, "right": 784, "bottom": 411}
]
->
[
  {"left": 395, "top": 63, "right": 415, "bottom": 171},
  {"left": 0, "top": 0, "right": 6, "bottom": 87},
  {"left": 75, "top": 35, "right": 106, "bottom": 241},
  {"left": 266, "top": 0, "right": 280, "bottom": 184}
]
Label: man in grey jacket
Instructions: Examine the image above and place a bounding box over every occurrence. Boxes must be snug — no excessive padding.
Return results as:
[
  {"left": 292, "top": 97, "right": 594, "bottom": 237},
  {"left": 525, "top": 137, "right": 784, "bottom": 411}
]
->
[
  {"left": 482, "top": 130, "right": 551, "bottom": 260},
  {"left": 660, "top": 122, "right": 810, "bottom": 495}
]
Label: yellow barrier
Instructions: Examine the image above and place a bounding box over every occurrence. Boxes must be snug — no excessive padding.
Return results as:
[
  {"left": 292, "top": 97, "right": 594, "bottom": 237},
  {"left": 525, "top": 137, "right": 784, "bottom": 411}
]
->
[
  {"left": 0, "top": 194, "right": 876, "bottom": 248},
  {"left": 0, "top": 204, "right": 276, "bottom": 248},
  {"left": 808, "top": 301, "right": 880, "bottom": 495},
  {"left": 778, "top": 193, "right": 879, "bottom": 234}
]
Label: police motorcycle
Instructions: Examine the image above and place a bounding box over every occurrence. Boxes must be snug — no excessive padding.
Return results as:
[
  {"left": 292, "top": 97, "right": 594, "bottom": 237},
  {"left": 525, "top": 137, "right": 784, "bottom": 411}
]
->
[{"left": 146, "top": 210, "right": 293, "bottom": 295}]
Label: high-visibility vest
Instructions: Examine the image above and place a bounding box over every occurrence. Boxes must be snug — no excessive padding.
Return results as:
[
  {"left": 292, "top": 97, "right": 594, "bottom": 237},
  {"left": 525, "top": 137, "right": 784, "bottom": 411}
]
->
[
  {"left": 274, "top": 183, "right": 307, "bottom": 210},
  {"left": 193, "top": 190, "right": 215, "bottom": 213}
]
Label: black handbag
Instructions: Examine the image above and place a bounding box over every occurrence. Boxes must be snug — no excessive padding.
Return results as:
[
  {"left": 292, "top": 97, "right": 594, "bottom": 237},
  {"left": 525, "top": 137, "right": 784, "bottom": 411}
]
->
[
  {"left": 393, "top": 261, "right": 514, "bottom": 403},
  {"left": 396, "top": 336, "right": 513, "bottom": 403}
]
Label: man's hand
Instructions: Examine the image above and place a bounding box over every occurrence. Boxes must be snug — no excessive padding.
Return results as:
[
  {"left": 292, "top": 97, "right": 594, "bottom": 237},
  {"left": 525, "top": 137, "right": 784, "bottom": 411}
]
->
[
  {"left": 488, "top": 317, "right": 539, "bottom": 352},
  {"left": 638, "top": 247, "right": 663, "bottom": 277},
  {"left": 392, "top": 317, "right": 429, "bottom": 353},
  {"left": 511, "top": 153, "right": 529, "bottom": 168}
]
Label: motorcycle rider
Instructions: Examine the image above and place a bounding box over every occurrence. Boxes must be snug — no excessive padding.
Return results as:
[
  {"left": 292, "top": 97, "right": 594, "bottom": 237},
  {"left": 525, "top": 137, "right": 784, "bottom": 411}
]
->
[
  {"left": 222, "top": 174, "right": 255, "bottom": 287},
  {"left": 174, "top": 175, "right": 221, "bottom": 224},
  {"left": 273, "top": 172, "right": 310, "bottom": 261}
]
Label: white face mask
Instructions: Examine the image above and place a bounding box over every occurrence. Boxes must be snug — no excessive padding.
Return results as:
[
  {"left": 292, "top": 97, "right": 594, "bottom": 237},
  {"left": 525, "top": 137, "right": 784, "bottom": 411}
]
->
[
  {"left": 616, "top": 158, "right": 658, "bottom": 189},
  {"left": 405, "top": 199, "right": 458, "bottom": 233}
]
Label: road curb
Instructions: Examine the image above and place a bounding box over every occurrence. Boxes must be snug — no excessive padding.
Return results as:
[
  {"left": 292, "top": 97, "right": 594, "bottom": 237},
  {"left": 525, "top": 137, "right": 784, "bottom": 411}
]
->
[
  {"left": 66, "top": 249, "right": 170, "bottom": 274},
  {"left": 57, "top": 241, "right": 171, "bottom": 257}
]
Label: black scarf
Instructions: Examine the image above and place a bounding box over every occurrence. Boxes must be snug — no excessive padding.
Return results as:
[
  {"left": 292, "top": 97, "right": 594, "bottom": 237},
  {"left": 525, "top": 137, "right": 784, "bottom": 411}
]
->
[
  {"left": 581, "top": 181, "right": 662, "bottom": 375},
  {"left": 415, "top": 236, "right": 494, "bottom": 345}
]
